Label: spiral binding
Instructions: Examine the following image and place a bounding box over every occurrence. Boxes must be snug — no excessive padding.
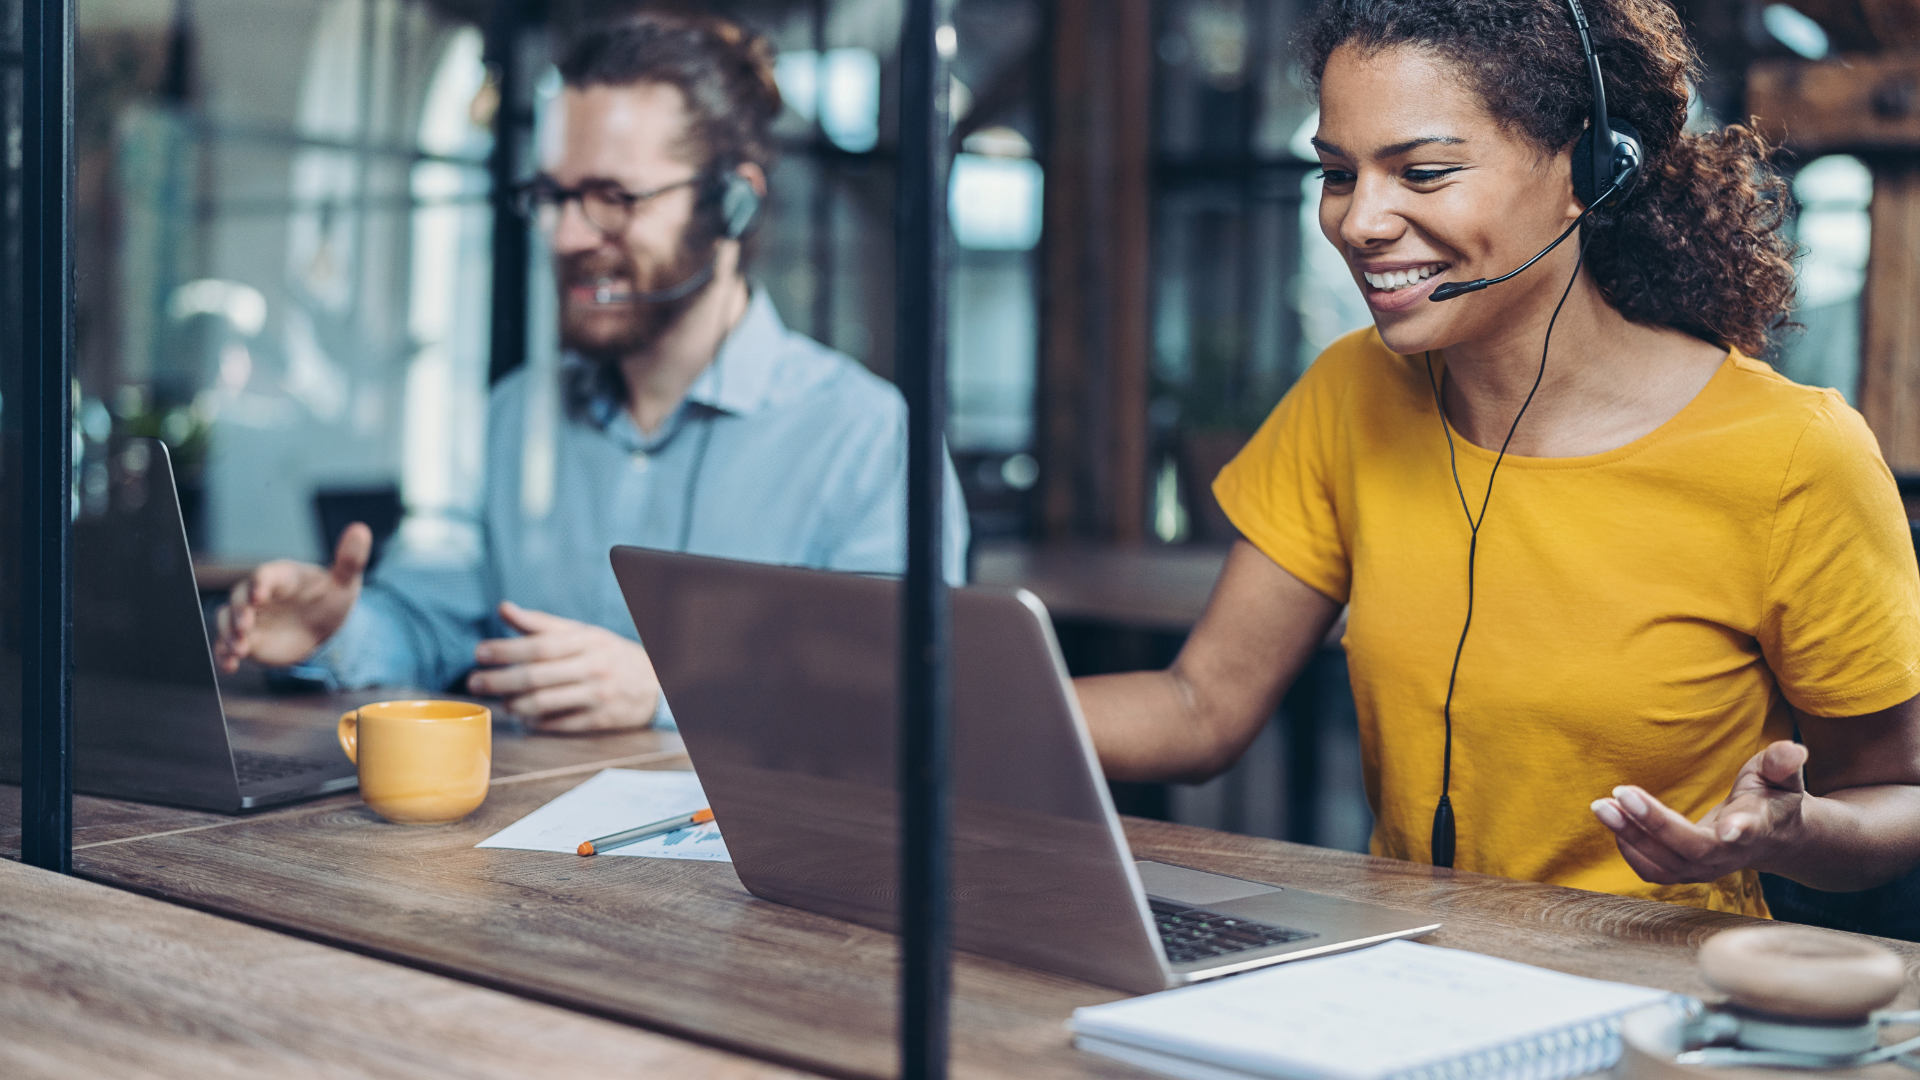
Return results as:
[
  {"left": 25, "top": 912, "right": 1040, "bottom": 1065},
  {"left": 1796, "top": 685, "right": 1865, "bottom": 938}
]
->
[{"left": 1391, "top": 1017, "right": 1623, "bottom": 1080}]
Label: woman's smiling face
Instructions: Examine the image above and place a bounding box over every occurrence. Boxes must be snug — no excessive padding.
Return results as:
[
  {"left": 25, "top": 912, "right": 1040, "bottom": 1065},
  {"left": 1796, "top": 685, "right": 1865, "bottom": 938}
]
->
[{"left": 1315, "top": 44, "right": 1583, "bottom": 355}]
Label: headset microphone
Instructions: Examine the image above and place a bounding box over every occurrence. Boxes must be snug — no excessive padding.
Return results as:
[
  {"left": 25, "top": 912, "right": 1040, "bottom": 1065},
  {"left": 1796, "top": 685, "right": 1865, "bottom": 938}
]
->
[
  {"left": 1429, "top": 191, "right": 1614, "bottom": 301},
  {"left": 621, "top": 172, "right": 763, "bottom": 305},
  {"left": 624, "top": 263, "right": 717, "bottom": 304}
]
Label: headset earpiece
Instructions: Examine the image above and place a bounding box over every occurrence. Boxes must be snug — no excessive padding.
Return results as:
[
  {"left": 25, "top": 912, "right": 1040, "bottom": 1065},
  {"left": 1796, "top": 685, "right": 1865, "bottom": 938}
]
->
[
  {"left": 1570, "top": 116, "right": 1642, "bottom": 209},
  {"left": 717, "top": 172, "right": 761, "bottom": 240}
]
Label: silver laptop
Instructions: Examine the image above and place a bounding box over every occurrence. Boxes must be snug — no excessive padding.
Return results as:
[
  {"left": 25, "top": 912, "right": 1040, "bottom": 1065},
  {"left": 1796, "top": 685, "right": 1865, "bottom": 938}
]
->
[
  {"left": 612, "top": 547, "right": 1438, "bottom": 993},
  {"left": 0, "top": 438, "right": 358, "bottom": 812}
]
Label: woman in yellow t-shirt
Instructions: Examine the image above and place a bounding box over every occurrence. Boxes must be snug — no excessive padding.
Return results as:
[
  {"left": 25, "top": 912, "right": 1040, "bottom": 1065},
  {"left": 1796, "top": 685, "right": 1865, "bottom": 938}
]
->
[{"left": 1076, "top": 0, "right": 1920, "bottom": 916}]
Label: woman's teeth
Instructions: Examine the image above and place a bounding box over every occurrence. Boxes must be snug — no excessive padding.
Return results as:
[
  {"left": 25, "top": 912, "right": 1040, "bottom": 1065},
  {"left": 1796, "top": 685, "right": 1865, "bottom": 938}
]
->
[{"left": 1362, "top": 265, "right": 1444, "bottom": 292}]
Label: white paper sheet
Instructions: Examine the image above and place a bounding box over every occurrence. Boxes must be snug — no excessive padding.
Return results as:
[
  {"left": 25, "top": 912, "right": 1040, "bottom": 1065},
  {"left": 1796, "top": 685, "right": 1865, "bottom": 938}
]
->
[{"left": 475, "top": 768, "right": 731, "bottom": 862}]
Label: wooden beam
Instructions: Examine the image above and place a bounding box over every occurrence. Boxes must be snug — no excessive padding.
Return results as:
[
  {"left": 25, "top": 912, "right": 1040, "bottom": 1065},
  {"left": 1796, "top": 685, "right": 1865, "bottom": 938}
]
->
[
  {"left": 1038, "top": 0, "right": 1151, "bottom": 544},
  {"left": 1110, "top": 1, "right": 1150, "bottom": 546},
  {"left": 1860, "top": 158, "right": 1920, "bottom": 471},
  {"left": 1749, "top": 53, "right": 1920, "bottom": 479},
  {"left": 1747, "top": 52, "right": 1920, "bottom": 154}
]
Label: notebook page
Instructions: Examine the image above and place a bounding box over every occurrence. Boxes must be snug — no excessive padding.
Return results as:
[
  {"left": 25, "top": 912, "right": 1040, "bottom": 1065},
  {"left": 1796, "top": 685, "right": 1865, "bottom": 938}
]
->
[
  {"left": 1068, "top": 940, "right": 1672, "bottom": 1080},
  {"left": 475, "top": 768, "right": 731, "bottom": 862}
]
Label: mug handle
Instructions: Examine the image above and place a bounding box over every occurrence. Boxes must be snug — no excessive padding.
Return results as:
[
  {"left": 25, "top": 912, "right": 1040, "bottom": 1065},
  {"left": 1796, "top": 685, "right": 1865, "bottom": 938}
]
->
[{"left": 337, "top": 710, "right": 359, "bottom": 764}]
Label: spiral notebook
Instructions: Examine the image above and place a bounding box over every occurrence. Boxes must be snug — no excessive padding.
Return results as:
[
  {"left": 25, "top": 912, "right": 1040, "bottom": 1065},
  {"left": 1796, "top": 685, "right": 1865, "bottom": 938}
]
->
[{"left": 1068, "top": 940, "right": 1673, "bottom": 1080}]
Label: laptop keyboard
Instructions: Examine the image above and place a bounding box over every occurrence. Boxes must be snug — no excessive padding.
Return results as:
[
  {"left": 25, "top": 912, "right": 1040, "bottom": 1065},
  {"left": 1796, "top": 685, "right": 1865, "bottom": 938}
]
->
[
  {"left": 1149, "top": 898, "right": 1317, "bottom": 965},
  {"left": 232, "top": 749, "right": 337, "bottom": 787}
]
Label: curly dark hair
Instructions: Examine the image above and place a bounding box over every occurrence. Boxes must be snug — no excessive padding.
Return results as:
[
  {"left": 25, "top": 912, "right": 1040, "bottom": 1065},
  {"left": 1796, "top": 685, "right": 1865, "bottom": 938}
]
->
[
  {"left": 558, "top": 11, "right": 783, "bottom": 178},
  {"left": 1301, "top": 0, "right": 1797, "bottom": 355}
]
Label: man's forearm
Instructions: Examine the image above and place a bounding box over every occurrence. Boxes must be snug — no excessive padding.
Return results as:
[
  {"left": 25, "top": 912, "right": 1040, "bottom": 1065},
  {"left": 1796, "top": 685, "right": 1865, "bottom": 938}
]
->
[{"left": 1763, "top": 784, "right": 1920, "bottom": 891}]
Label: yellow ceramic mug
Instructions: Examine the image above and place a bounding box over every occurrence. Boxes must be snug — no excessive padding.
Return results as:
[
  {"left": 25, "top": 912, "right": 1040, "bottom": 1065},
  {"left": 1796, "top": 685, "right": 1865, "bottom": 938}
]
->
[{"left": 336, "top": 700, "right": 491, "bottom": 824}]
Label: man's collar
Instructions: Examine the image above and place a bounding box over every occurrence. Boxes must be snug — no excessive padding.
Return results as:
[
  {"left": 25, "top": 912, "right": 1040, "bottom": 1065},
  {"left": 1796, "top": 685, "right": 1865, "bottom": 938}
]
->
[{"left": 682, "top": 287, "right": 787, "bottom": 418}]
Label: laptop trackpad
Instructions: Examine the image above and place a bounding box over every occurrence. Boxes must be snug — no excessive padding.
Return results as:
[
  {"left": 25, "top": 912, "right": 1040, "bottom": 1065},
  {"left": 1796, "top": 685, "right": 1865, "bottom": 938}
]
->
[{"left": 1135, "top": 860, "right": 1282, "bottom": 906}]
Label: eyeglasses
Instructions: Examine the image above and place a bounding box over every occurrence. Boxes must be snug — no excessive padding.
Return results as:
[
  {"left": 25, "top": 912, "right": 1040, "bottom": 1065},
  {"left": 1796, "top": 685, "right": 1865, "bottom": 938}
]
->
[{"left": 514, "top": 173, "right": 702, "bottom": 238}]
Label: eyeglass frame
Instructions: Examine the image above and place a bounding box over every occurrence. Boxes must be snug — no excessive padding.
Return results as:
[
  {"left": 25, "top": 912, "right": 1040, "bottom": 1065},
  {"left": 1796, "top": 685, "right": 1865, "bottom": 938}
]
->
[{"left": 513, "top": 172, "right": 707, "bottom": 239}]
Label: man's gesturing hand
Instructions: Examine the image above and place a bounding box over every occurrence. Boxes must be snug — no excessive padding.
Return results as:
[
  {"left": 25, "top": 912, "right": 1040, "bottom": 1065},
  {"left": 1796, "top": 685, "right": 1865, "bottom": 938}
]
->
[
  {"left": 466, "top": 601, "right": 662, "bottom": 732},
  {"left": 1590, "top": 740, "right": 1809, "bottom": 885},
  {"left": 214, "top": 523, "right": 372, "bottom": 673}
]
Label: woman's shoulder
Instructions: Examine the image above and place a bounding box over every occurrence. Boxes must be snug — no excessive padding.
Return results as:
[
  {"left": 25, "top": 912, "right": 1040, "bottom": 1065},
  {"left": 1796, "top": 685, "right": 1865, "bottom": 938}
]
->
[
  {"left": 1707, "top": 351, "right": 1878, "bottom": 459},
  {"left": 1683, "top": 353, "right": 1897, "bottom": 521}
]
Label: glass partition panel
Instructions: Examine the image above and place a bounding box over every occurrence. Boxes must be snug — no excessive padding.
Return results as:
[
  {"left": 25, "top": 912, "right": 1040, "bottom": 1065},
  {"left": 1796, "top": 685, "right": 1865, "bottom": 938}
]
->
[{"left": 3, "top": 0, "right": 1047, "bottom": 849}]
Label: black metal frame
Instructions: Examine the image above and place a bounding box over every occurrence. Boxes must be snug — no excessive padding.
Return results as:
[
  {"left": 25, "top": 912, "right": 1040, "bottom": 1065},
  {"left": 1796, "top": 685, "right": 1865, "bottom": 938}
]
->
[
  {"left": 896, "top": 1, "right": 953, "bottom": 1076},
  {"left": 20, "top": 0, "right": 75, "bottom": 873},
  {"left": 485, "top": 0, "right": 532, "bottom": 386}
]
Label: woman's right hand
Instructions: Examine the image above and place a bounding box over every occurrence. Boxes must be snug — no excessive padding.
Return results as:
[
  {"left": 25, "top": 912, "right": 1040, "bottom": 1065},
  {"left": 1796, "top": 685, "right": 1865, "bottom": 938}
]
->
[{"left": 213, "top": 523, "right": 372, "bottom": 672}]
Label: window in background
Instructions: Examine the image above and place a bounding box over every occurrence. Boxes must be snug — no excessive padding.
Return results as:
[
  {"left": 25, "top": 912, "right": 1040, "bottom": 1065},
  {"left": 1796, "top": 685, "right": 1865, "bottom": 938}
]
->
[
  {"left": 1761, "top": 3, "right": 1829, "bottom": 60},
  {"left": 942, "top": 0, "right": 1045, "bottom": 540},
  {"left": 774, "top": 46, "right": 882, "bottom": 153},
  {"left": 743, "top": 2, "right": 898, "bottom": 378},
  {"left": 1779, "top": 154, "right": 1871, "bottom": 403},
  {"left": 948, "top": 130, "right": 1041, "bottom": 456},
  {"left": 64, "top": 0, "right": 489, "bottom": 563},
  {"left": 400, "top": 26, "right": 492, "bottom": 560},
  {"left": 744, "top": 0, "right": 1046, "bottom": 543},
  {"left": 1150, "top": 0, "right": 1369, "bottom": 545}
]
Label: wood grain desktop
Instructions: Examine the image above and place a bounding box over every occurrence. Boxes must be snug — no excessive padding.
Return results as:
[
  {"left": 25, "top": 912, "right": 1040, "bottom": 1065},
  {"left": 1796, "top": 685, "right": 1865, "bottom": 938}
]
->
[
  {"left": 0, "top": 688, "right": 685, "bottom": 857},
  {"left": 61, "top": 796, "right": 1920, "bottom": 1080},
  {"left": 7, "top": 688, "right": 1919, "bottom": 1080},
  {"left": 0, "top": 857, "right": 811, "bottom": 1080}
]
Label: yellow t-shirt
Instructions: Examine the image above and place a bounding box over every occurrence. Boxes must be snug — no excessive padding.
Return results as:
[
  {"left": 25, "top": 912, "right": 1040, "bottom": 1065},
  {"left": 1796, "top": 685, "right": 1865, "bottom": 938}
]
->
[{"left": 1213, "top": 328, "right": 1920, "bottom": 915}]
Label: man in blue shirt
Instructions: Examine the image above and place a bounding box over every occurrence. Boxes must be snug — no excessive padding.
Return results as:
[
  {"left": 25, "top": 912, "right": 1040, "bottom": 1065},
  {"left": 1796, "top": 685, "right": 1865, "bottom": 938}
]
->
[{"left": 214, "top": 12, "right": 967, "bottom": 731}]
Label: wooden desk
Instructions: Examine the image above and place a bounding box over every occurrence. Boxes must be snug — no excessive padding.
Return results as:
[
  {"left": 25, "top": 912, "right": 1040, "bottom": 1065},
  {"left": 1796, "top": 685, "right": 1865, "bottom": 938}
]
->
[
  {"left": 0, "top": 687, "right": 685, "bottom": 857},
  {"left": 0, "top": 857, "right": 806, "bottom": 1079},
  {"left": 51, "top": 761, "right": 1920, "bottom": 1080},
  {"left": 971, "top": 542, "right": 1227, "bottom": 633},
  {"left": 13, "top": 689, "right": 1918, "bottom": 1080},
  {"left": 191, "top": 557, "right": 258, "bottom": 597}
]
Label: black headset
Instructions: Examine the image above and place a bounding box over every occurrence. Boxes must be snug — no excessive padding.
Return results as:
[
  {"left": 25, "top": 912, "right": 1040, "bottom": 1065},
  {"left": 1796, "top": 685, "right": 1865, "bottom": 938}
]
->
[
  {"left": 1428, "top": 0, "right": 1642, "bottom": 303},
  {"left": 714, "top": 170, "right": 762, "bottom": 241},
  {"left": 626, "top": 169, "right": 763, "bottom": 304},
  {"left": 1421, "top": 0, "right": 1643, "bottom": 868}
]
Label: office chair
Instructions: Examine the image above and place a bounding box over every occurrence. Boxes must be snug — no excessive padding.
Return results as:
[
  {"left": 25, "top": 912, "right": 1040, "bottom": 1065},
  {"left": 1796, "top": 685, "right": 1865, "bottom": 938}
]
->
[{"left": 311, "top": 484, "right": 404, "bottom": 575}]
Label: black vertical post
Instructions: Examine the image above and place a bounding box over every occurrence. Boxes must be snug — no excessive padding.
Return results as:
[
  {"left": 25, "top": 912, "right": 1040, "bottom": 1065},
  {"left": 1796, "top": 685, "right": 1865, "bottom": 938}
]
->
[
  {"left": 485, "top": 0, "right": 528, "bottom": 385},
  {"left": 897, "top": 1, "right": 951, "bottom": 1077},
  {"left": 20, "top": 0, "right": 75, "bottom": 873}
]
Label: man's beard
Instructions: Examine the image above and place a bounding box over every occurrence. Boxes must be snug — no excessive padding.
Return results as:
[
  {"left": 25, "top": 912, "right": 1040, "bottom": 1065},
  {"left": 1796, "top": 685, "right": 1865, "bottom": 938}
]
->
[{"left": 557, "top": 234, "right": 716, "bottom": 364}]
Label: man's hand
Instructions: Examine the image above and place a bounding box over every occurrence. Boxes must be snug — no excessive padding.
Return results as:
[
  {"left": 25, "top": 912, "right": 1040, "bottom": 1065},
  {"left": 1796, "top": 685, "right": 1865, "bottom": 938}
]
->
[
  {"left": 1590, "top": 740, "right": 1809, "bottom": 885},
  {"left": 214, "top": 523, "right": 372, "bottom": 672},
  {"left": 466, "top": 601, "right": 661, "bottom": 733}
]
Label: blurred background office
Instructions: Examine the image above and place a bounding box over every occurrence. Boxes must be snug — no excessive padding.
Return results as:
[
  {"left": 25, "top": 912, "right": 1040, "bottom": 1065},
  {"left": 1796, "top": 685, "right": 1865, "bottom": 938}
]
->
[{"left": 1, "top": 0, "right": 1914, "bottom": 850}]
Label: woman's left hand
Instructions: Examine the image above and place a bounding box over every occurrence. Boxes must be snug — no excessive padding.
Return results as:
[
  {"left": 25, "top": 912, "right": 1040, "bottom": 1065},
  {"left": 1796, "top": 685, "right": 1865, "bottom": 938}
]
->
[{"left": 1590, "top": 740, "right": 1809, "bottom": 885}]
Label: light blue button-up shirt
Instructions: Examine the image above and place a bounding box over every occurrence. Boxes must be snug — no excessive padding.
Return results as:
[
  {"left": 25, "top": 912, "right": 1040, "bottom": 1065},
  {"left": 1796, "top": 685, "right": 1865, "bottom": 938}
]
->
[{"left": 309, "top": 290, "right": 970, "bottom": 720}]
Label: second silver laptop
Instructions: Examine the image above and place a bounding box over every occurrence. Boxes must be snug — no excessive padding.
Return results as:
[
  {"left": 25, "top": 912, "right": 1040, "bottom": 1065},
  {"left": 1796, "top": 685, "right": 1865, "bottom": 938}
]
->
[{"left": 612, "top": 548, "right": 1438, "bottom": 993}]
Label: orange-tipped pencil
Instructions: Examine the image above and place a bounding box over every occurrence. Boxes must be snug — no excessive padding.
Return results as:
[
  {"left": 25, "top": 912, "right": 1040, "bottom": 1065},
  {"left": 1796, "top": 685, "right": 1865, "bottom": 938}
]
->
[{"left": 577, "top": 807, "right": 714, "bottom": 856}]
